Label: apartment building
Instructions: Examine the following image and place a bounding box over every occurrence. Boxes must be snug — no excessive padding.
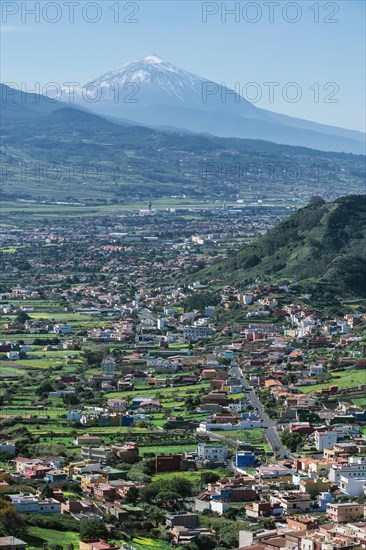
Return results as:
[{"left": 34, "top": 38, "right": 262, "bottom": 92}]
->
[
  {"left": 326, "top": 502, "right": 365, "bottom": 523},
  {"left": 329, "top": 457, "right": 366, "bottom": 485}
]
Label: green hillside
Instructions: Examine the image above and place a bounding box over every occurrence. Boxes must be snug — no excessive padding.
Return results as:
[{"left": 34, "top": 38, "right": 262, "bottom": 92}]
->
[{"left": 202, "top": 195, "right": 366, "bottom": 298}]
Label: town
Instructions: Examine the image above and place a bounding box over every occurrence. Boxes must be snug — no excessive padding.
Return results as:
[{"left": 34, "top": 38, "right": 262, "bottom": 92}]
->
[{"left": 0, "top": 203, "right": 365, "bottom": 550}]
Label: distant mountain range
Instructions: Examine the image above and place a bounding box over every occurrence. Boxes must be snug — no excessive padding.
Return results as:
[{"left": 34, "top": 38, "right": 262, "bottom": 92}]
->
[
  {"left": 0, "top": 83, "right": 365, "bottom": 204},
  {"left": 200, "top": 195, "right": 366, "bottom": 298},
  {"left": 55, "top": 55, "right": 365, "bottom": 154}
]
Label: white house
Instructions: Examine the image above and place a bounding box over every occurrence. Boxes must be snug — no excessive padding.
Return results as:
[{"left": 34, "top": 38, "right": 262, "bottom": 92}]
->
[
  {"left": 101, "top": 356, "right": 116, "bottom": 374},
  {"left": 329, "top": 457, "right": 366, "bottom": 485},
  {"left": 339, "top": 475, "right": 366, "bottom": 497},
  {"left": 67, "top": 410, "right": 82, "bottom": 422},
  {"left": 227, "top": 401, "right": 248, "bottom": 413},
  {"left": 189, "top": 281, "right": 207, "bottom": 290},
  {"left": 10, "top": 494, "right": 61, "bottom": 514},
  {"left": 314, "top": 430, "right": 338, "bottom": 451},
  {"left": 335, "top": 425, "right": 360, "bottom": 436},
  {"left": 197, "top": 443, "right": 228, "bottom": 461},
  {"left": 309, "top": 365, "right": 324, "bottom": 376},
  {"left": 53, "top": 324, "right": 72, "bottom": 335},
  {"left": 210, "top": 500, "right": 232, "bottom": 515},
  {"left": 6, "top": 351, "right": 19, "bottom": 361},
  {"left": 198, "top": 419, "right": 261, "bottom": 432},
  {"left": 184, "top": 326, "right": 212, "bottom": 341},
  {"left": 242, "top": 294, "right": 254, "bottom": 305}
]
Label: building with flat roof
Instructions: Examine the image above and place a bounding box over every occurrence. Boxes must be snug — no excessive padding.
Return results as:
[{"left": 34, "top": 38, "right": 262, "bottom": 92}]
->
[
  {"left": 326, "top": 502, "right": 365, "bottom": 523},
  {"left": 0, "top": 538, "right": 27, "bottom": 550}
]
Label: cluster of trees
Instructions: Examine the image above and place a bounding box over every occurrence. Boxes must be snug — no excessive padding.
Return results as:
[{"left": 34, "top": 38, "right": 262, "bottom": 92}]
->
[
  {"left": 180, "top": 292, "right": 220, "bottom": 312},
  {"left": 0, "top": 498, "right": 26, "bottom": 537},
  {"left": 281, "top": 431, "right": 304, "bottom": 452},
  {"left": 184, "top": 394, "right": 202, "bottom": 411},
  {"left": 140, "top": 476, "right": 193, "bottom": 509},
  {"left": 259, "top": 388, "right": 278, "bottom": 419},
  {"left": 199, "top": 514, "right": 242, "bottom": 548},
  {"left": 6, "top": 426, "right": 40, "bottom": 457},
  {"left": 127, "top": 458, "right": 155, "bottom": 482}
]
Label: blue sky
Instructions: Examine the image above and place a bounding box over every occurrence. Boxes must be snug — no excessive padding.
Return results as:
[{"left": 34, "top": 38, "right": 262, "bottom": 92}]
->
[{"left": 1, "top": 0, "right": 365, "bottom": 132}]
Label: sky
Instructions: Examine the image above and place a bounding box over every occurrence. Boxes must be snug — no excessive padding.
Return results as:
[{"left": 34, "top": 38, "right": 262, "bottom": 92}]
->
[{"left": 1, "top": 0, "right": 365, "bottom": 132}]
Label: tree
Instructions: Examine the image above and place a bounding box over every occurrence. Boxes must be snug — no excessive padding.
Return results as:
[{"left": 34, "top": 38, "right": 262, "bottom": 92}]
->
[
  {"left": 258, "top": 517, "right": 276, "bottom": 530},
  {"left": 281, "top": 431, "right": 304, "bottom": 452},
  {"left": 125, "top": 486, "right": 139, "bottom": 505},
  {"left": 40, "top": 485, "right": 55, "bottom": 499},
  {"left": 63, "top": 393, "right": 79, "bottom": 406},
  {"left": 200, "top": 472, "right": 220, "bottom": 487},
  {"left": 0, "top": 498, "right": 26, "bottom": 536},
  {"left": 223, "top": 507, "right": 240, "bottom": 520},
  {"left": 141, "top": 477, "right": 193, "bottom": 507},
  {"left": 216, "top": 522, "right": 238, "bottom": 547},
  {"left": 79, "top": 520, "right": 108, "bottom": 541},
  {"left": 169, "top": 477, "right": 193, "bottom": 500},
  {"left": 36, "top": 380, "right": 55, "bottom": 396},
  {"left": 155, "top": 489, "right": 180, "bottom": 509},
  {"left": 128, "top": 459, "right": 154, "bottom": 482},
  {"left": 193, "top": 534, "right": 217, "bottom": 550},
  {"left": 15, "top": 311, "right": 30, "bottom": 323},
  {"left": 308, "top": 195, "right": 325, "bottom": 207},
  {"left": 143, "top": 505, "right": 166, "bottom": 528}
]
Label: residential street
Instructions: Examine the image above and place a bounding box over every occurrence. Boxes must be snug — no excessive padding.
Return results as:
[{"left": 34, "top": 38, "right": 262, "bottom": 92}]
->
[{"left": 231, "top": 365, "right": 291, "bottom": 460}]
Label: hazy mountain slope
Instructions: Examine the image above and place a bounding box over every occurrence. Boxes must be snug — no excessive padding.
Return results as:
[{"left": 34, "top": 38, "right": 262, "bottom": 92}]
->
[
  {"left": 57, "top": 55, "right": 366, "bottom": 154},
  {"left": 202, "top": 195, "right": 366, "bottom": 298}
]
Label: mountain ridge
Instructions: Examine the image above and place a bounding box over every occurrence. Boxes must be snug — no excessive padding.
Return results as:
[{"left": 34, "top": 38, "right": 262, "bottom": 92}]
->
[{"left": 200, "top": 195, "right": 366, "bottom": 299}]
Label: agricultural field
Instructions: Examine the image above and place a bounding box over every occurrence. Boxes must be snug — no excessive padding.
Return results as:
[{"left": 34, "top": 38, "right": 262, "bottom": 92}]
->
[
  {"left": 352, "top": 397, "right": 366, "bottom": 407},
  {"left": 298, "top": 369, "right": 366, "bottom": 394},
  {"left": 127, "top": 538, "right": 173, "bottom": 550},
  {"left": 152, "top": 467, "right": 230, "bottom": 483},
  {"left": 25, "top": 527, "right": 80, "bottom": 549}
]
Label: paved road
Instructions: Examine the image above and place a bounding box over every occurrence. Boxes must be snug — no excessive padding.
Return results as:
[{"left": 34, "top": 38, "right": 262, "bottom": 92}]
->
[{"left": 231, "top": 365, "right": 291, "bottom": 460}]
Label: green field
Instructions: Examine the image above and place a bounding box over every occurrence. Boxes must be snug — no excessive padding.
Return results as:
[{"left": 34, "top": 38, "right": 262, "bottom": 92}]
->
[
  {"left": 352, "top": 397, "right": 366, "bottom": 407},
  {"left": 129, "top": 537, "right": 173, "bottom": 550},
  {"left": 139, "top": 444, "right": 197, "bottom": 455},
  {"left": 298, "top": 369, "right": 366, "bottom": 394},
  {"left": 105, "top": 383, "right": 209, "bottom": 400},
  {"left": 1, "top": 198, "right": 243, "bottom": 222},
  {"left": 152, "top": 468, "right": 229, "bottom": 483},
  {"left": 25, "top": 527, "right": 79, "bottom": 549}
]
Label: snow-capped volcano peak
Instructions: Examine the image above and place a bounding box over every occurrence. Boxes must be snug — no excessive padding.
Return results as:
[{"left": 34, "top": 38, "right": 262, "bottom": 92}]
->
[
  {"left": 84, "top": 56, "right": 213, "bottom": 105},
  {"left": 144, "top": 54, "right": 164, "bottom": 64},
  {"left": 81, "top": 55, "right": 255, "bottom": 112}
]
